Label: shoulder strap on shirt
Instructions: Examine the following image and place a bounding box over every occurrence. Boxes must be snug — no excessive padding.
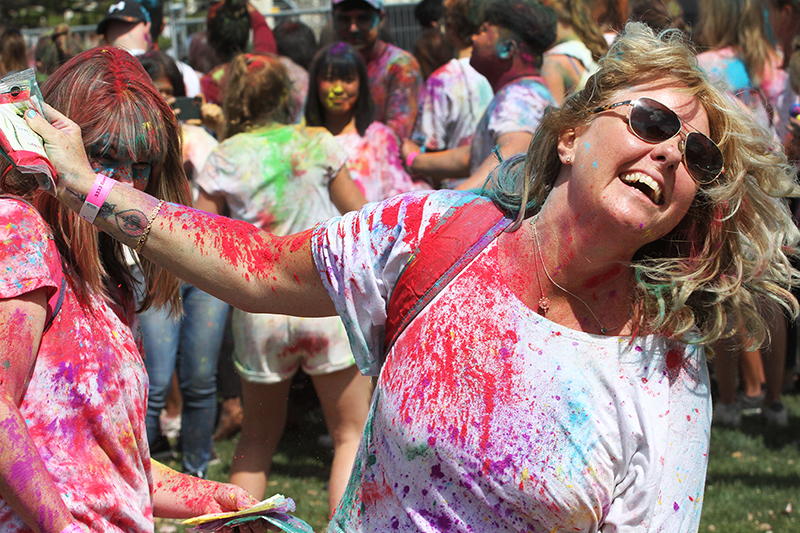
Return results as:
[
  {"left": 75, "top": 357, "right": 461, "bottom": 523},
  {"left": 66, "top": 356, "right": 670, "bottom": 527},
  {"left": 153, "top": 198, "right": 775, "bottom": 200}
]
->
[{"left": 383, "top": 197, "right": 513, "bottom": 356}]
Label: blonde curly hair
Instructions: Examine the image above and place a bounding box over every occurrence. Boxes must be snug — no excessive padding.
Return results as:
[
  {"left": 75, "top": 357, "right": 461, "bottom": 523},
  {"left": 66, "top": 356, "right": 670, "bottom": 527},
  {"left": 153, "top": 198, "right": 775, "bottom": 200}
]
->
[{"left": 487, "top": 22, "right": 800, "bottom": 348}]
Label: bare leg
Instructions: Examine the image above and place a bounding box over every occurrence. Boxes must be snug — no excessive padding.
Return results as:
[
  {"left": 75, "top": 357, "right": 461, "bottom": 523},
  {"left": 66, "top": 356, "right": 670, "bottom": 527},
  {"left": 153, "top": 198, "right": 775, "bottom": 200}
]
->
[
  {"left": 713, "top": 336, "right": 740, "bottom": 405},
  {"left": 229, "top": 378, "right": 293, "bottom": 499},
  {"left": 311, "top": 365, "right": 372, "bottom": 515},
  {"left": 165, "top": 371, "right": 183, "bottom": 418},
  {"left": 762, "top": 301, "right": 787, "bottom": 406},
  {"left": 739, "top": 348, "right": 765, "bottom": 398}
]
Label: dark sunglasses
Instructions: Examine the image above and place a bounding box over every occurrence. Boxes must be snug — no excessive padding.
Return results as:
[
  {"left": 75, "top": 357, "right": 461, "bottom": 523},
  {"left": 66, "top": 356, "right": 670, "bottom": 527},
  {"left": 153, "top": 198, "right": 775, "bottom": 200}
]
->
[{"left": 593, "top": 97, "right": 724, "bottom": 184}]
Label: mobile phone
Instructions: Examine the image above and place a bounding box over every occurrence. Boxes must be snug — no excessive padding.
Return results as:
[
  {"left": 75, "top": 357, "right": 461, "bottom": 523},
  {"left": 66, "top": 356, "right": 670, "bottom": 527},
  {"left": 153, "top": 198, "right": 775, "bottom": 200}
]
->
[{"left": 173, "top": 96, "right": 202, "bottom": 121}]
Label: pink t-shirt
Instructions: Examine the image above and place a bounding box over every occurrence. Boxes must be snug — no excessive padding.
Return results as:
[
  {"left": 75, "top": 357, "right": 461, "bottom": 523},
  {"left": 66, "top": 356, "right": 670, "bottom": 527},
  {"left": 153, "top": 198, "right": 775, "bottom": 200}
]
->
[
  {"left": 336, "top": 122, "right": 429, "bottom": 203},
  {"left": 0, "top": 198, "right": 152, "bottom": 532}
]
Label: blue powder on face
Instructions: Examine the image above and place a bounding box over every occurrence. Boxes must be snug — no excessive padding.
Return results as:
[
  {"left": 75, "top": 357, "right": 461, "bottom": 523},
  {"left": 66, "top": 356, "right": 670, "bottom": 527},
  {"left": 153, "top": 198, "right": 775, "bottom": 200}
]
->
[{"left": 592, "top": 161, "right": 599, "bottom": 169}]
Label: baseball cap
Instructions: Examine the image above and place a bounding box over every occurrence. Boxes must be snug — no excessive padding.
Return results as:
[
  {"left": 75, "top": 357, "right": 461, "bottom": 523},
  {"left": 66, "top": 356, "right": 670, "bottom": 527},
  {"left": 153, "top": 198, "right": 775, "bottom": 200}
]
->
[
  {"left": 97, "top": 0, "right": 151, "bottom": 35},
  {"left": 332, "top": 0, "right": 384, "bottom": 11}
]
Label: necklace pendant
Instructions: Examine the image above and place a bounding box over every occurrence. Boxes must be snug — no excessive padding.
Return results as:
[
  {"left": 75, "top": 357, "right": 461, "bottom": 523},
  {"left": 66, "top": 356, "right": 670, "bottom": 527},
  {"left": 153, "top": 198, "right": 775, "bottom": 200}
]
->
[
  {"left": 600, "top": 326, "right": 608, "bottom": 334},
  {"left": 538, "top": 296, "right": 551, "bottom": 315}
]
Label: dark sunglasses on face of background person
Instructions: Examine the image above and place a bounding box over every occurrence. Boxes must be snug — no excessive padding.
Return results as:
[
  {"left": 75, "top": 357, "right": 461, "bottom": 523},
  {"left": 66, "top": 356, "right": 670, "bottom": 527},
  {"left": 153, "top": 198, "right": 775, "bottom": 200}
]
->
[{"left": 593, "top": 97, "right": 725, "bottom": 184}]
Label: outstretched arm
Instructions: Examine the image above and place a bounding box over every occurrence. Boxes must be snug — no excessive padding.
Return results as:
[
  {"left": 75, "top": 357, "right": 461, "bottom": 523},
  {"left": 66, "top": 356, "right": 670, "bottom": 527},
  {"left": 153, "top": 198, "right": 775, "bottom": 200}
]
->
[
  {"left": 25, "top": 106, "right": 335, "bottom": 317},
  {"left": 0, "top": 290, "right": 84, "bottom": 533}
]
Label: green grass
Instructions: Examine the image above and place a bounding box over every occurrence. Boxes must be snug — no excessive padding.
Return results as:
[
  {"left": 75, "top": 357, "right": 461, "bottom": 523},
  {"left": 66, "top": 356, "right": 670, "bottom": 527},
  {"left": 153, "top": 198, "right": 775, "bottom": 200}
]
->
[
  {"left": 156, "top": 389, "right": 800, "bottom": 533},
  {"left": 700, "top": 394, "right": 800, "bottom": 533}
]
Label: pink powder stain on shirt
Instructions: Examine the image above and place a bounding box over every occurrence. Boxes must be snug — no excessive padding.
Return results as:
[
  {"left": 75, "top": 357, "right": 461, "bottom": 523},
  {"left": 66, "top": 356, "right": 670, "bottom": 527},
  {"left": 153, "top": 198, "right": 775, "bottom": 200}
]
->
[{"left": 384, "top": 251, "right": 521, "bottom": 461}]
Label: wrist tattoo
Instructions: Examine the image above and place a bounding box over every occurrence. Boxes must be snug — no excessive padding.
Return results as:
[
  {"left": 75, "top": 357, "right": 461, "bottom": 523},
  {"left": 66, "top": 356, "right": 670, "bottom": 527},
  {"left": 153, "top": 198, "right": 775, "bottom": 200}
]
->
[{"left": 116, "top": 209, "right": 148, "bottom": 237}]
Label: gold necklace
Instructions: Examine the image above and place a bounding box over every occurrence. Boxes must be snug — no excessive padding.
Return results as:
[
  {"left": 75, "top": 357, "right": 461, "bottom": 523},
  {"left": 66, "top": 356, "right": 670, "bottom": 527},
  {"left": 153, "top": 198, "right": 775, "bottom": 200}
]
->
[{"left": 531, "top": 218, "right": 628, "bottom": 334}]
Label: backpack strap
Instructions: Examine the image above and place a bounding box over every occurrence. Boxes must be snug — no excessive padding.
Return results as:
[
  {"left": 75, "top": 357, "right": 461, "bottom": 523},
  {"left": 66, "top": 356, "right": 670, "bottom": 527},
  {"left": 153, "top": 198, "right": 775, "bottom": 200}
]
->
[{"left": 383, "top": 198, "right": 513, "bottom": 356}]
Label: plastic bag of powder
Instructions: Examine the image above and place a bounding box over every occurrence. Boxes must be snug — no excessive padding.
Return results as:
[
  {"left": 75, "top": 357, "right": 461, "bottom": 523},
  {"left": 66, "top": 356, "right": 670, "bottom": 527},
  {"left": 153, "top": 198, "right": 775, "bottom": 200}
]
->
[{"left": 0, "top": 68, "right": 56, "bottom": 191}]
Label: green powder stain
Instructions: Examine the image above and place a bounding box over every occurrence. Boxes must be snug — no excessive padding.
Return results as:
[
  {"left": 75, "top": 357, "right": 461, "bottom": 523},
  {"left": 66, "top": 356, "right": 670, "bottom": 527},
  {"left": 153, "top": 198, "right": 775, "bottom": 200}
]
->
[
  {"left": 405, "top": 442, "right": 429, "bottom": 461},
  {"left": 2, "top": 360, "right": 9, "bottom": 369}
]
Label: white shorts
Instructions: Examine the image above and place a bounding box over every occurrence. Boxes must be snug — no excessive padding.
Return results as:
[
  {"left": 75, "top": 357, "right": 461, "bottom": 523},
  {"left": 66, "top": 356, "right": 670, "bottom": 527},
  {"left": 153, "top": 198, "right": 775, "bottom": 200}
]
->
[{"left": 232, "top": 309, "right": 355, "bottom": 384}]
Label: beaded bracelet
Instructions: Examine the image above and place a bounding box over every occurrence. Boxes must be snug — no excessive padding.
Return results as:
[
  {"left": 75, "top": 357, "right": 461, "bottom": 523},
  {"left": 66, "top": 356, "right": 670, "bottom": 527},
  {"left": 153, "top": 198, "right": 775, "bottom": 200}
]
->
[
  {"left": 78, "top": 174, "right": 114, "bottom": 224},
  {"left": 135, "top": 200, "right": 165, "bottom": 254}
]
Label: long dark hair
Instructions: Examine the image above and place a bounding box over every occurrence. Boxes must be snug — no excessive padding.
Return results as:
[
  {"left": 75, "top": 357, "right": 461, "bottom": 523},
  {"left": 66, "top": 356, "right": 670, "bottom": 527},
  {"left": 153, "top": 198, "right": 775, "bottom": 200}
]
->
[{"left": 305, "top": 42, "right": 374, "bottom": 136}]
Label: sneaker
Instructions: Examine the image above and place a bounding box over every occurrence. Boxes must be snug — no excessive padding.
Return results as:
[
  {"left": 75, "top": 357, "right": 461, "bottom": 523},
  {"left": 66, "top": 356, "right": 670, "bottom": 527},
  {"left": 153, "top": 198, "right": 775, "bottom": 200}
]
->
[
  {"left": 763, "top": 401, "right": 789, "bottom": 427},
  {"left": 737, "top": 390, "right": 764, "bottom": 416},
  {"left": 159, "top": 411, "right": 182, "bottom": 440},
  {"left": 713, "top": 402, "right": 741, "bottom": 427}
]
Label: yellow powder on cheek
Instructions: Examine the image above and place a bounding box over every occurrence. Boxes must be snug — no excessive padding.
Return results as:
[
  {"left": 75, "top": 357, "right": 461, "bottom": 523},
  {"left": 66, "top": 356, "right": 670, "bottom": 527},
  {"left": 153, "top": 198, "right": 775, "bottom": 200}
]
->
[{"left": 326, "top": 85, "right": 345, "bottom": 107}]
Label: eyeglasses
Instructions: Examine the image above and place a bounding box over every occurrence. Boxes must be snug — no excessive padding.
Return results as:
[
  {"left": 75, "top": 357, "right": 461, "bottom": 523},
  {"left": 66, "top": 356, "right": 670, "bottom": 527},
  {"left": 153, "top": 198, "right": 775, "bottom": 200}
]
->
[
  {"left": 333, "top": 12, "right": 379, "bottom": 31},
  {"left": 593, "top": 97, "right": 724, "bottom": 184}
]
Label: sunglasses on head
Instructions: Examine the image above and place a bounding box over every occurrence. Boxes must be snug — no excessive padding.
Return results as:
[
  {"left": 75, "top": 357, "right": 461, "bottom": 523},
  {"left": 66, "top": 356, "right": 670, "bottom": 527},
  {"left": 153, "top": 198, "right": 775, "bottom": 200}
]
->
[{"left": 593, "top": 97, "right": 724, "bottom": 184}]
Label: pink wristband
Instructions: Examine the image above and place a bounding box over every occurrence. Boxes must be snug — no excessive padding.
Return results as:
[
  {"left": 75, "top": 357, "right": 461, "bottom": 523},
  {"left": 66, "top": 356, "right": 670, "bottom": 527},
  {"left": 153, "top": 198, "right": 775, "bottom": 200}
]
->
[
  {"left": 405, "top": 151, "right": 420, "bottom": 169},
  {"left": 59, "top": 524, "right": 85, "bottom": 533},
  {"left": 78, "top": 173, "right": 115, "bottom": 224}
]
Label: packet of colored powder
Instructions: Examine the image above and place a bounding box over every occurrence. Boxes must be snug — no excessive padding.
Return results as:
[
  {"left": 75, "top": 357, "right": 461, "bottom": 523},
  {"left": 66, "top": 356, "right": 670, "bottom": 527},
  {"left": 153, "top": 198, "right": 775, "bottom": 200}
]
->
[
  {"left": 182, "top": 493, "right": 314, "bottom": 533},
  {"left": 0, "top": 68, "right": 56, "bottom": 191}
]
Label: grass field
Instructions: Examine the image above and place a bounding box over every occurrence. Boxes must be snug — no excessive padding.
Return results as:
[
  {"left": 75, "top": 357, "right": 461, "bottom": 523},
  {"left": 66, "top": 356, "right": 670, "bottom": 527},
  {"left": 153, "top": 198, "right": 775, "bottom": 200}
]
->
[{"left": 156, "top": 382, "right": 800, "bottom": 533}]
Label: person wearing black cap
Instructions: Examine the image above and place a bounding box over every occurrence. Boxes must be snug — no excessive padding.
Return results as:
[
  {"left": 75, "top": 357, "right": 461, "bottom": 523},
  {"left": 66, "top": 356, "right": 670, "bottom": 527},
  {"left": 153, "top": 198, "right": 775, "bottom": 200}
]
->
[
  {"left": 97, "top": 0, "right": 202, "bottom": 97},
  {"left": 332, "top": 0, "right": 423, "bottom": 139}
]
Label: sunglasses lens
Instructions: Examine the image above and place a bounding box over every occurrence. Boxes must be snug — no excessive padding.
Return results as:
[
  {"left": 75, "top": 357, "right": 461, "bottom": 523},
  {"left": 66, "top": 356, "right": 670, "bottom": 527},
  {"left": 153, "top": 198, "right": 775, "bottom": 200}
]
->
[
  {"left": 685, "top": 133, "right": 724, "bottom": 183},
  {"left": 629, "top": 98, "right": 681, "bottom": 143}
]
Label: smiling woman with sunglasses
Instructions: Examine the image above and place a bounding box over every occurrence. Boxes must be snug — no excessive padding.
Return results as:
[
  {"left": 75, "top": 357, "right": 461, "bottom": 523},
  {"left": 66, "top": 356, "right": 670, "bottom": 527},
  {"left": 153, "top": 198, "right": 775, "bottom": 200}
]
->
[{"left": 23, "top": 22, "right": 800, "bottom": 533}]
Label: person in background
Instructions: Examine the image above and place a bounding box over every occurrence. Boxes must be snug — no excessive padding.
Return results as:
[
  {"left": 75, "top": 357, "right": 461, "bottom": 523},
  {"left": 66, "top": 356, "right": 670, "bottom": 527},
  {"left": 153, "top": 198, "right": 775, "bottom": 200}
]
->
[
  {"left": 695, "top": 0, "right": 783, "bottom": 133},
  {"left": 695, "top": 0, "right": 790, "bottom": 427},
  {"left": 406, "top": 0, "right": 493, "bottom": 189},
  {"left": 412, "top": 0, "right": 456, "bottom": 80},
  {"left": 135, "top": 50, "right": 230, "bottom": 478},
  {"left": 97, "top": 0, "right": 202, "bottom": 97},
  {"left": 273, "top": 20, "right": 319, "bottom": 70},
  {"left": 629, "top": 0, "right": 688, "bottom": 34},
  {"left": 541, "top": 0, "right": 607, "bottom": 104},
  {"left": 201, "top": 0, "right": 277, "bottom": 105},
  {"left": 0, "top": 46, "right": 259, "bottom": 533},
  {"left": 591, "top": 0, "right": 629, "bottom": 43},
  {"left": 332, "top": 0, "right": 423, "bottom": 139},
  {"left": 0, "top": 24, "right": 28, "bottom": 77},
  {"left": 193, "top": 53, "right": 370, "bottom": 514},
  {"left": 201, "top": 1, "right": 307, "bottom": 128},
  {"left": 29, "top": 22, "right": 800, "bottom": 532},
  {"left": 34, "top": 24, "right": 84, "bottom": 83},
  {"left": 402, "top": 0, "right": 557, "bottom": 189},
  {"left": 306, "top": 42, "right": 429, "bottom": 201}
]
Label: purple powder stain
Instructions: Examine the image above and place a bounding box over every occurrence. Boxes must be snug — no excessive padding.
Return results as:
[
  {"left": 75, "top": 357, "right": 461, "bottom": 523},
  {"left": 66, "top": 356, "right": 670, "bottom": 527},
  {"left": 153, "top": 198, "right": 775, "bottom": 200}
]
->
[
  {"left": 674, "top": 502, "right": 680, "bottom": 511},
  {"left": 431, "top": 464, "right": 445, "bottom": 479}
]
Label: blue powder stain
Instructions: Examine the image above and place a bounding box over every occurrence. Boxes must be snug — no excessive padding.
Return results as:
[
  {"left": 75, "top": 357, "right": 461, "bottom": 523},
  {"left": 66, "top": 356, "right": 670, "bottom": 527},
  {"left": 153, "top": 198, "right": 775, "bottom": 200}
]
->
[
  {"left": 584, "top": 142, "right": 590, "bottom": 152},
  {"left": 592, "top": 161, "right": 599, "bottom": 169}
]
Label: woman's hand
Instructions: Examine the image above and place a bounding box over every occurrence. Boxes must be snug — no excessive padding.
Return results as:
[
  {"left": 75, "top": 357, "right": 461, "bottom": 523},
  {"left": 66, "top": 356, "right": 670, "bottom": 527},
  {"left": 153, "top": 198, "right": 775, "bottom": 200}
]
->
[
  {"left": 209, "top": 482, "right": 260, "bottom": 513},
  {"left": 200, "top": 101, "right": 225, "bottom": 139},
  {"left": 24, "top": 103, "right": 95, "bottom": 196}
]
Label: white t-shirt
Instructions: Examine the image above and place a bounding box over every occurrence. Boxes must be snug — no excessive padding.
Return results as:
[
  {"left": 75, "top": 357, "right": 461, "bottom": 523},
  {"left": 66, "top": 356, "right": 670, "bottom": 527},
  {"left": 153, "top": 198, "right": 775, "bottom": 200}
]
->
[
  {"left": 468, "top": 77, "right": 554, "bottom": 174},
  {"left": 312, "top": 190, "right": 711, "bottom": 532}
]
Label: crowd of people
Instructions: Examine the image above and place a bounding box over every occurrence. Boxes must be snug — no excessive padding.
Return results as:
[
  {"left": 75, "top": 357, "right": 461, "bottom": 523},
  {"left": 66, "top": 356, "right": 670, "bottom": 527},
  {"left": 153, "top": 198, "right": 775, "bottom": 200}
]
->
[{"left": 2, "top": 0, "right": 800, "bottom": 531}]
